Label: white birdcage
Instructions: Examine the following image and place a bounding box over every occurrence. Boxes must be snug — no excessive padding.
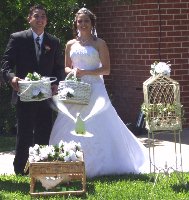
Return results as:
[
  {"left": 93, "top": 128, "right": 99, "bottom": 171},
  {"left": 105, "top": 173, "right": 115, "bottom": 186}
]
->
[
  {"left": 142, "top": 73, "right": 184, "bottom": 178},
  {"left": 142, "top": 74, "right": 182, "bottom": 132}
]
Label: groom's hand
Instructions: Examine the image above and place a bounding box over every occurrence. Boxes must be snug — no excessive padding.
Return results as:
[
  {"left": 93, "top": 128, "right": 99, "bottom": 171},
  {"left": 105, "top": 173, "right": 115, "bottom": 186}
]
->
[{"left": 10, "top": 76, "right": 20, "bottom": 91}]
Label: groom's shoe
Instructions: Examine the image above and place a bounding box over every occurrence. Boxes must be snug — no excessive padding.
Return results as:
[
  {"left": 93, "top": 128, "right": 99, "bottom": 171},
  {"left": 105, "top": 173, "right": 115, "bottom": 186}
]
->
[
  {"left": 15, "top": 169, "right": 29, "bottom": 176},
  {"left": 13, "top": 158, "right": 29, "bottom": 176},
  {"left": 14, "top": 164, "right": 29, "bottom": 176}
]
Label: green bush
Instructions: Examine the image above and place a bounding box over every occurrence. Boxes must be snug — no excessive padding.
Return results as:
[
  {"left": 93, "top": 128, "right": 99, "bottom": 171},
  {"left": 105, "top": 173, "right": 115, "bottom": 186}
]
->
[{"left": 0, "top": 84, "right": 16, "bottom": 134}]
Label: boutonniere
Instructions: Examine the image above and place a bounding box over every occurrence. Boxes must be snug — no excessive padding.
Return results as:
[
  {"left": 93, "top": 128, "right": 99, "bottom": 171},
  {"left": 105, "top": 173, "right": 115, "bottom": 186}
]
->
[{"left": 44, "top": 45, "right": 51, "bottom": 54}]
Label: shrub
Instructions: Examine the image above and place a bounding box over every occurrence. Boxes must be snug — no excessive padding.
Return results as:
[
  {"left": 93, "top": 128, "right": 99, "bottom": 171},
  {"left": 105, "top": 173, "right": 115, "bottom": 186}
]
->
[{"left": 0, "top": 84, "right": 16, "bottom": 134}]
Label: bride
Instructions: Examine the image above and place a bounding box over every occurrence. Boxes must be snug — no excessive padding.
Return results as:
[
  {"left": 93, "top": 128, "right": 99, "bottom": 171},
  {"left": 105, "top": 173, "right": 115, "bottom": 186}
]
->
[{"left": 49, "top": 8, "right": 148, "bottom": 178}]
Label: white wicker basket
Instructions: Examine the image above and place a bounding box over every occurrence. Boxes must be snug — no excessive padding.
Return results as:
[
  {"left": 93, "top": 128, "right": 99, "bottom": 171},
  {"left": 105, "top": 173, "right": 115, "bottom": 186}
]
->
[
  {"left": 18, "top": 77, "right": 57, "bottom": 102},
  {"left": 58, "top": 71, "right": 91, "bottom": 105}
]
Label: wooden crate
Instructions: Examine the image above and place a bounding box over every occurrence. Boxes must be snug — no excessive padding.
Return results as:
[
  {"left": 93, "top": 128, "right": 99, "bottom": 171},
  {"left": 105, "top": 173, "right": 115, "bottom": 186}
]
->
[{"left": 29, "top": 161, "right": 86, "bottom": 197}]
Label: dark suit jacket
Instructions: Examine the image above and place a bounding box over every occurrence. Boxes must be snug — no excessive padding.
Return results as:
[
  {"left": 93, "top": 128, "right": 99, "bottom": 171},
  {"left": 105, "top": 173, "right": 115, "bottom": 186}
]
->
[{"left": 1, "top": 29, "right": 64, "bottom": 102}]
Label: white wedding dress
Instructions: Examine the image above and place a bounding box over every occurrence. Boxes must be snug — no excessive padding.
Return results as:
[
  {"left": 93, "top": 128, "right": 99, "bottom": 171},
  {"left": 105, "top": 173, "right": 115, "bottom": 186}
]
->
[{"left": 49, "top": 43, "right": 149, "bottom": 178}]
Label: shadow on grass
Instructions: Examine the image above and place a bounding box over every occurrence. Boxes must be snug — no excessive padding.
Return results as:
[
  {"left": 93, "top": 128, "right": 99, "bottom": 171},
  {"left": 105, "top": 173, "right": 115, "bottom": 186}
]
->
[
  {"left": 141, "top": 138, "right": 166, "bottom": 148},
  {"left": 90, "top": 173, "right": 151, "bottom": 182},
  {"left": 0, "top": 178, "right": 30, "bottom": 194},
  {"left": 171, "top": 181, "right": 189, "bottom": 193}
]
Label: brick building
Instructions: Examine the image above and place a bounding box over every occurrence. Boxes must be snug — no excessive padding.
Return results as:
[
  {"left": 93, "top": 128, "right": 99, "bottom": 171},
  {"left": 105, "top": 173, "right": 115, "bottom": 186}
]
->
[{"left": 93, "top": 0, "right": 189, "bottom": 127}]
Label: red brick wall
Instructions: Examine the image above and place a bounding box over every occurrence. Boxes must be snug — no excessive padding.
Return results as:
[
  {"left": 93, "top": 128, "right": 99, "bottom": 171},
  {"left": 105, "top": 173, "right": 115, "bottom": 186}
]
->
[{"left": 93, "top": 0, "right": 189, "bottom": 127}]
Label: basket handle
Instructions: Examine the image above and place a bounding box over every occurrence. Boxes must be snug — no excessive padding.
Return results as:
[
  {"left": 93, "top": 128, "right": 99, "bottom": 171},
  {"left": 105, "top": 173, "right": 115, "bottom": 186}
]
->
[
  {"left": 17, "top": 83, "right": 32, "bottom": 97},
  {"left": 65, "top": 70, "right": 77, "bottom": 81},
  {"left": 43, "top": 77, "right": 57, "bottom": 83}
]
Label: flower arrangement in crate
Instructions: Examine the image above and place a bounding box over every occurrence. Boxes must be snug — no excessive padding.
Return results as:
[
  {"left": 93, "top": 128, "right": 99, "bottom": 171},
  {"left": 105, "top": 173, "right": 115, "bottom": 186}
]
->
[
  {"left": 28, "top": 140, "right": 83, "bottom": 163},
  {"left": 26, "top": 140, "right": 84, "bottom": 190}
]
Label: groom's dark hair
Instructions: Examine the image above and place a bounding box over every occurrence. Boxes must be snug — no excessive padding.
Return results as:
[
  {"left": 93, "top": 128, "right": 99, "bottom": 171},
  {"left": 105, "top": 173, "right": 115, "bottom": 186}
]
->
[{"left": 28, "top": 4, "right": 47, "bottom": 17}]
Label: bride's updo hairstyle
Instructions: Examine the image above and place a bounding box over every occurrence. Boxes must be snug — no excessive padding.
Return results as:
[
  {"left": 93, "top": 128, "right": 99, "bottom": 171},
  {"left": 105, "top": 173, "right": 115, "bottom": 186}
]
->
[{"left": 73, "top": 8, "right": 97, "bottom": 40}]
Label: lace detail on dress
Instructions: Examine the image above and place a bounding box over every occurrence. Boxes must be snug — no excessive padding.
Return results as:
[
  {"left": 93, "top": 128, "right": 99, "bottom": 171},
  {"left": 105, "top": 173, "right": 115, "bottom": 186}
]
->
[
  {"left": 70, "top": 43, "right": 103, "bottom": 84},
  {"left": 70, "top": 44, "right": 101, "bottom": 70}
]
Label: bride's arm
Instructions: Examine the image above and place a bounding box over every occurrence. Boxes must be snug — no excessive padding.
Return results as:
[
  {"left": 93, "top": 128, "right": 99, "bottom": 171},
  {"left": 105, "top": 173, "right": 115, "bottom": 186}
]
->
[{"left": 65, "top": 40, "right": 74, "bottom": 74}]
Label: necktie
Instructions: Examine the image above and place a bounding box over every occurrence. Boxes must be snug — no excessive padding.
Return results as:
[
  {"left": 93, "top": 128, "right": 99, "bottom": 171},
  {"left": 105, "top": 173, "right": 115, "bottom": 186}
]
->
[
  {"left": 35, "top": 36, "right": 41, "bottom": 61},
  {"left": 36, "top": 36, "right": 40, "bottom": 50}
]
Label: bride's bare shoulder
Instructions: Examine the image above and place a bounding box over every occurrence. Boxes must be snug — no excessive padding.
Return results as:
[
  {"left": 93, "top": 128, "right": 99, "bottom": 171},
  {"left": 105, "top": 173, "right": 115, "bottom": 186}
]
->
[
  {"left": 66, "top": 39, "right": 78, "bottom": 48},
  {"left": 94, "top": 37, "right": 108, "bottom": 50}
]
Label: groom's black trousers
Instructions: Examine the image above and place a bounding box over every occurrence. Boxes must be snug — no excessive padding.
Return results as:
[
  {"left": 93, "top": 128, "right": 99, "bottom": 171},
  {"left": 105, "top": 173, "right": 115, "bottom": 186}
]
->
[{"left": 13, "top": 99, "right": 53, "bottom": 175}]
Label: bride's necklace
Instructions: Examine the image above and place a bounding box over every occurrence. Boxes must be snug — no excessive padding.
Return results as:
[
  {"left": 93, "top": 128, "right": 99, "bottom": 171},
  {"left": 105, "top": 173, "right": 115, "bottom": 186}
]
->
[{"left": 79, "top": 37, "right": 91, "bottom": 44}]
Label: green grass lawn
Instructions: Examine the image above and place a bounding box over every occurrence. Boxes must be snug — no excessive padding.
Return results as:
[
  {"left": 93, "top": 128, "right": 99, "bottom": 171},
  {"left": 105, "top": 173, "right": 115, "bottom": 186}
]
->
[
  {"left": 0, "top": 135, "right": 189, "bottom": 199},
  {"left": 0, "top": 173, "right": 189, "bottom": 199}
]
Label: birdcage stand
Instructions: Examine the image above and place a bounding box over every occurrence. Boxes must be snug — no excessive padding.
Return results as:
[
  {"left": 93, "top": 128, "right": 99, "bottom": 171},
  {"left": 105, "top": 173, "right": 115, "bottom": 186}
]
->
[
  {"left": 148, "top": 129, "right": 185, "bottom": 186},
  {"left": 142, "top": 74, "right": 185, "bottom": 185}
]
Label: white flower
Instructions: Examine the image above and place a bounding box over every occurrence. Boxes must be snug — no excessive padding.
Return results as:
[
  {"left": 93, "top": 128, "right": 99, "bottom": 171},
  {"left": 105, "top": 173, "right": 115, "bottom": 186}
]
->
[
  {"left": 69, "top": 150, "right": 77, "bottom": 161},
  {"left": 39, "top": 146, "right": 52, "bottom": 160},
  {"left": 25, "top": 77, "right": 30, "bottom": 81},
  {"left": 64, "top": 141, "right": 75, "bottom": 152},
  {"left": 64, "top": 154, "right": 71, "bottom": 162},
  {"left": 33, "top": 72, "right": 41, "bottom": 80},
  {"left": 33, "top": 144, "right": 40, "bottom": 150},
  {"left": 59, "top": 88, "right": 74, "bottom": 98},
  {"left": 58, "top": 140, "right": 64, "bottom": 148},
  {"left": 28, "top": 141, "right": 83, "bottom": 162},
  {"left": 76, "top": 150, "right": 83, "bottom": 161},
  {"left": 32, "top": 87, "right": 46, "bottom": 99},
  {"left": 150, "top": 61, "right": 171, "bottom": 76},
  {"left": 40, "top": 87, "right": 47, "bottom": 94},
  {"left": 32, "top": 88, "right": 40, "bottom": 96},
  {"left": 28, "top": 155, "right": 35, "bottom": 163},
  {"left": 34, "top": 155, "right": 41, "bottom": 162}
]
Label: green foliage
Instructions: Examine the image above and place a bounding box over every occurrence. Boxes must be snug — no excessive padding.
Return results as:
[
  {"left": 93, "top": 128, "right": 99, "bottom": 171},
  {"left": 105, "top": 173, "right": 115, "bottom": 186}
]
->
[
  {"left": 25, "top": 72, "right": 41, "bottom": 81},
  {"left": 0, "top": 135, "right": 16, "bottom": 152},
  {"left": 141, "top": 103, "right": 184, "bottom": 121},
  {"left": 0, "top": 85, "right": 16, "bottom": 134},
  {"left": 141, "top": 103, "right": 185, "bottom": 130}
]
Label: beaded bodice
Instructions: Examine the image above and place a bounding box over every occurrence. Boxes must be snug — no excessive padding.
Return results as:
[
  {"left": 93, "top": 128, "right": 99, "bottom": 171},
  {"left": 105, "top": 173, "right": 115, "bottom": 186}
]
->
[{"left": 70, "top": 43, "right": 103, "bottom": 84}]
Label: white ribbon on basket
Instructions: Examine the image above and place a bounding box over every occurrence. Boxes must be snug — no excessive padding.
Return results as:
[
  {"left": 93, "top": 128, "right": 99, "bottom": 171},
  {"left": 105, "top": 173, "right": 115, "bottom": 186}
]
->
[{"left": 17, "top": 77, "right": 57, "bottom": 101}]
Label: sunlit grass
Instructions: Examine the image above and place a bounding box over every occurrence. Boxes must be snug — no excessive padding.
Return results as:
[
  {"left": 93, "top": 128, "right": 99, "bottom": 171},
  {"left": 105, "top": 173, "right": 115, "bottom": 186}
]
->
[{"left": 0, "top": 173, "right": 189, "bottom": 199}]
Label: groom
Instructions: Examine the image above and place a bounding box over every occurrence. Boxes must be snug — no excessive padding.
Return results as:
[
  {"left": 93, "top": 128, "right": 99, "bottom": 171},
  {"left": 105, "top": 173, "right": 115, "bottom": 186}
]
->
[{"left": 1, "top": 4, "right": 64, "bottom": 175}]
